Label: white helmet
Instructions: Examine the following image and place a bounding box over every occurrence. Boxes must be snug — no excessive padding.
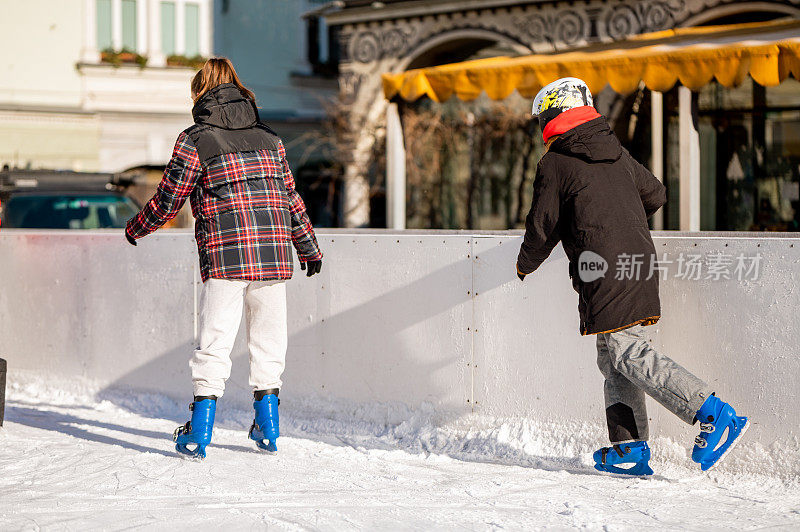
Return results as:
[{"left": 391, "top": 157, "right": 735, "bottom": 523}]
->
[{"left": 532, "top": 77, "right": 593, "bottom": 129}]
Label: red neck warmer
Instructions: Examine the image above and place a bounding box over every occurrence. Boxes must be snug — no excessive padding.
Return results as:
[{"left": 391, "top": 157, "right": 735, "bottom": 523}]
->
[{"left": 542, "top": 106, "right": 601, "bottom": 144}]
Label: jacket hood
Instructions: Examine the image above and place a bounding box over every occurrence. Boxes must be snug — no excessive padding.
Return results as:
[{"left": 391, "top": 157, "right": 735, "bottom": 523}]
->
[
  {"left": 192, "top": 83, "right": 258, "bottom": 130},
  {"left": 549, "top": 117, "right": 622, "bottom": 164}
]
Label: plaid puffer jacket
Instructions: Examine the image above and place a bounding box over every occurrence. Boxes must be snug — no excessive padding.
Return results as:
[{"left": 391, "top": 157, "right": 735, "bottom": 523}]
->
[{"left": 126, "top": 84, "right": 322, "bottom": 281}]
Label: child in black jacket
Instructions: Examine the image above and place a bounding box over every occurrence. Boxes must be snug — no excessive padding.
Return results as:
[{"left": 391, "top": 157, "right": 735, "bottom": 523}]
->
[{"left": 516, "top": 77, "right": 748, "bottom": 474}]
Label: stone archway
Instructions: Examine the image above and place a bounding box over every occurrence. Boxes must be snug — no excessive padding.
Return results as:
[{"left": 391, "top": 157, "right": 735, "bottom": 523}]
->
[
  {"left": 401, "top": 29, "right": 533, "bottom": 71},
  {"left": 338, "top": 29, "right": 533, "bottom": 227}
]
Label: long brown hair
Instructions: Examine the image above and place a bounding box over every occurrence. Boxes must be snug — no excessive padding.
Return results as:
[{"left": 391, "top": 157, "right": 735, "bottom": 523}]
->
[{"left": 191, "top": 57, "right": 255, "bottom": 103}]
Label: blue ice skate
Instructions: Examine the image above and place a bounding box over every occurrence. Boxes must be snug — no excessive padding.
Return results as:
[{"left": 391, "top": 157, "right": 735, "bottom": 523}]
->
[
  {"left": 173, "top": 398, "right": 216, "bottom": 460},
  {"left": 692, "top": 395, "right": 749, "bottom": 471},
  {"left": 249, "top": 391, "right": 279, "bottom": 453},
  {"left": 593, "top": 441, "right": 654, "bottom": 476}
]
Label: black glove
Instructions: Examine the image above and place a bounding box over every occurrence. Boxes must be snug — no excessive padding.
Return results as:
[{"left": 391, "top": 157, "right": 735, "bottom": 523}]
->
[
  {"left": 125, "top": 231, "right": 137, "bottom": 246},
  {"left": 300, "top": 259, "right": 322, "bottom": 277},
  {"left": 516, "top": 263, "right": 527, "bottom": 282}
]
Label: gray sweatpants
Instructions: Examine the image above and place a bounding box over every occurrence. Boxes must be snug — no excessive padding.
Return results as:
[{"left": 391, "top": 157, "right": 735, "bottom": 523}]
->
[{"left": 596, "top": 324, "right": 714, "bottom": 443}]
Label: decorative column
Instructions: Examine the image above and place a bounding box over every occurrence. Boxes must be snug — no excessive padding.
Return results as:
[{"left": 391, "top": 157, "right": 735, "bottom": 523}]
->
[
  {"left": 136, "top": 0, "right": 147, "bottom": 55},
  {"left": 650, "top": 90, "right": 664, "bottom": 230},
  {"left": 82, "top": 0, "right": 100, "bottom": 62},
  {"left": 111, "top": 0, "right": 123, "bottom": 50},
  {"left": 199, "top": 0, "right": 212, "bottom": 57},
  {"left": 678, "top": 85, "right": 701, "bottom": 231},
  {"left": 175, "top": 0, "right": 186, "bottom": 56},
  {"left": 148, "top": 0, "right": 165, "bottom": 66},
  {"left": 343, "top": 155, "right": 373, "bottom": 228},
  {"left": 386, "top": 102, "right": 407, "bottom": 229}
]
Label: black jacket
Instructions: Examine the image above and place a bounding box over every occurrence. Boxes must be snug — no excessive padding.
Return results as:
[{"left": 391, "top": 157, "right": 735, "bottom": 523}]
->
[
  {"left": 517, "top": 117, "right": 666, "bottom": 335},
  {"left": 188, "top": 84, "right": 279, "bottom": 161}
]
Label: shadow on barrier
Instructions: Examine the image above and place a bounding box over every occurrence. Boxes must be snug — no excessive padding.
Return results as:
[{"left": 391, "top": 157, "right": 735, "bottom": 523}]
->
[
  {"left": 4, "top": 232, "right": 798, "bottom": 477},
  {"left": 80, "top": 239, "right": 600, "bottom": 473},
  {"left": 101, "top": 239, "right": 520, "bottom": 405}
]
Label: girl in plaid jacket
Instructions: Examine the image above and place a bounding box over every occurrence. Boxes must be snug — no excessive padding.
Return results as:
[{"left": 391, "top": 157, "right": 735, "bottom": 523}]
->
[{"left": 126, "top": 58, "right": 323, "bottom": 459}]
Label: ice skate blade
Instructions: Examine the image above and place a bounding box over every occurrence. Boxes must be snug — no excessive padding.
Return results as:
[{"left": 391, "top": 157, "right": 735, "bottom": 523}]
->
[
  {"left": 253, "top": 438, "right": 277, "bottom": 454},
  {"left": 594, "top": 462, "right": 654, "bottom": 476},
  {"left": 701, "top": 418, "right": 749, "bottom": 472},
  {"left": 249, "top": 425, "right": 278, "bottom": 454},
  {"left": 175, "top": 442, "right": 207, "bottom": 460}
]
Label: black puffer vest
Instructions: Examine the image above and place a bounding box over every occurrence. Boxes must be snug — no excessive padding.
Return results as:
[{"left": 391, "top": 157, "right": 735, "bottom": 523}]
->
[{"left": 187, "top": 83, "right": 279, "bottom": 161}]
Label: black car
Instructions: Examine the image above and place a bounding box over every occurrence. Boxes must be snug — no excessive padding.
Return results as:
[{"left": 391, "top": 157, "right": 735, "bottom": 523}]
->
[{"left": 0, "top": 169, "right": 140, "bottom": 229}]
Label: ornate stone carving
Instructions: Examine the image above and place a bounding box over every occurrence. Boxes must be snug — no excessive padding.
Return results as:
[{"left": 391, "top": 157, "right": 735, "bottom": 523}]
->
[
  {"left": 382, "top": 27, "right": 411, "bottom": 57},
  {"left": 515, "top": 9, "right": 590, "bottom": 48},
  {"left": 604, "top": 0, "right": 687, "bottom": 40},
  {"left": 339, "top": 71, "right": 364, "bottom": 104},
  {"left": 338, "top": 31, "right": 354, "bottom": 64},
  {"left": 352, "top": 31, "right": 381, "bottom": 63},
  {"left": 349, "top": 27, "right": 417, "bottom": 64},
  {"left": 338, "top": 0, "right": 800, "bottom": 68}
]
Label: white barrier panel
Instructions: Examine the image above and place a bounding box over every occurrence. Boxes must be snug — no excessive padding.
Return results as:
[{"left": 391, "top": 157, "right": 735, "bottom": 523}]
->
[
  {"left": 0, "top": 231, "right": 197, "bottom": 394},
  {"left": 0, "top": 230, "right": 798, "bottom": 447}
]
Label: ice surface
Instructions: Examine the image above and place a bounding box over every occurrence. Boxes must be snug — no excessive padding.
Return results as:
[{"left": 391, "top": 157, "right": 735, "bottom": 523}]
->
[{"left": 1, "top": 375, "right": 799, "bottom": 531}]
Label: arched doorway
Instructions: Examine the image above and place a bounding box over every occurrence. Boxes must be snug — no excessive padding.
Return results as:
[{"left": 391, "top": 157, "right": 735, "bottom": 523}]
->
[
  {"left": 402, "top": 30, "right": 532, "bottom": 72},
  {"left": 343, "top": 30, "right": 532, "bottom": 228},
  {"left": 383, "top": 33, "right": 535, "bottom": 229}
]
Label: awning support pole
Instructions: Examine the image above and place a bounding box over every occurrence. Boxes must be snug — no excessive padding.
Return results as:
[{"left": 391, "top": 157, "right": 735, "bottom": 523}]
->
[
  {"left": 386, "top": 102, "right": 406, "bottom": 230},
  {"left": 651, "top": 90, "right": 664, "bottom": 230},
  {"left": 679, "top": 86, "right": 701, "bottom": 231}
]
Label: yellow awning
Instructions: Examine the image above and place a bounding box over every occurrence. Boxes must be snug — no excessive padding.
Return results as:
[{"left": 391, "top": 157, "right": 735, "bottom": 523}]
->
[{"left": 382, "top": 19, "right": 800, "bottom": 102}]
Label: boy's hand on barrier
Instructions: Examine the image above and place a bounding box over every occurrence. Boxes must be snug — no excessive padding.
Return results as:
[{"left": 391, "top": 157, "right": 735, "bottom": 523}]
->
[
  {"left": 516, "top": 263, "right": 527, "bottom": 281},
  {"left": 301, "top": 259, "right": 322, "bottom": 278},
  {"left": 125, "top": 231, "right": 137, "bottom": 247}
]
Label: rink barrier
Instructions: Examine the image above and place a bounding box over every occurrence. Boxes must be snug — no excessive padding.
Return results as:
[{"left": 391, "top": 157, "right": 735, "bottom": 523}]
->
[{"left": 0, "top": 229, "right": 799, "bottom": 448}]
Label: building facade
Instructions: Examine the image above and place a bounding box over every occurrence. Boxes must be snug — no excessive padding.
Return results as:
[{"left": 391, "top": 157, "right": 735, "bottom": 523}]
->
[
  {"left": 0, "top": 0, "right": 212, "bottom": 174},
  {"left": 323, "top": 0, "right": 800, "bottom": 230},
  {"left": 214, "top": 0, "right": 340, "bottom": 225},
  {"left": 0, "top": 0, "right": 338, "bottom": 226}
]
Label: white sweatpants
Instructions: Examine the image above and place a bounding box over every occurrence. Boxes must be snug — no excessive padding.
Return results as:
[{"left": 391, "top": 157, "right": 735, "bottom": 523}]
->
[{"left": 190, "top": 278, "right": 288, "bottom": 397}]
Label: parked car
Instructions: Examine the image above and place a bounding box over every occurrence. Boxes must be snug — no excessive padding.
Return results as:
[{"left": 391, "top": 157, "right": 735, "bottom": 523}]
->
[{"left": 0, "top": 169, "right": 140, "bottom": 229}]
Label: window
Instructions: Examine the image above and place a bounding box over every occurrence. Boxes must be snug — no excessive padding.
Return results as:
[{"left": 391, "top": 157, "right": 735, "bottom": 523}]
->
[
  {"left": 121, "top": 0, "right": 137, "bottom": 50},
  {"left": 97, "top": 0, "right": 112, "bottom": 51},
  {"left": 161, "top": 1, "right": 201, "bottom": 58},
  {"left": 185, "top": 3, "right": 199, "bottom": 57},
  {"left": 161, "top": 2, "right": 176, "bottom": 56},
  {"left": 317, "top": 16, "right": 329, "bottom": 64},
  {"left": 91, "top": 0, "right": 207, "bottom": 62},
  {"left": 96, "top": 0, "right": 138, "bottom": 52},
  {"left": 306, "top": 14, "right": 338, "bottom": 77},
  {"left": 696, "top": 78, "right": 800, "bottom": 231},
  {"left": 3, "top": 194, "right": 139, "bottom": 230}
]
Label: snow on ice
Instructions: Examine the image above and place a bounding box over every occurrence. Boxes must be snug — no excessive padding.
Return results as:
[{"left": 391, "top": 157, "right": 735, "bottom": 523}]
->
[{"left": 1, "top": 375, "right": 799, "bottom": 530}]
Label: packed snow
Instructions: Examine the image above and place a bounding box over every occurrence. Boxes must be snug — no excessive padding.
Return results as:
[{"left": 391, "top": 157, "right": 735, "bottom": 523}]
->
[{"left": 1, "top": 375, "right": 799, "bottom": 531}]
